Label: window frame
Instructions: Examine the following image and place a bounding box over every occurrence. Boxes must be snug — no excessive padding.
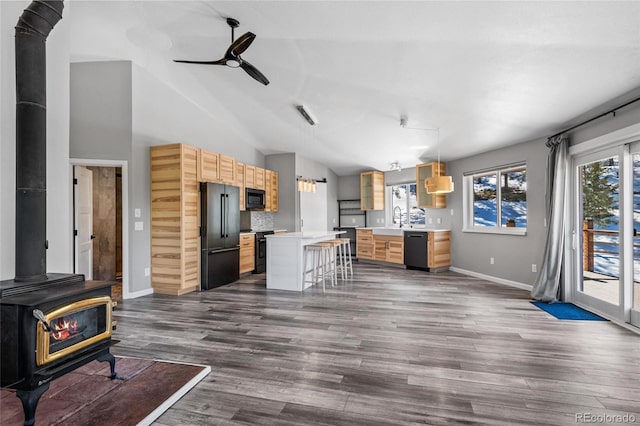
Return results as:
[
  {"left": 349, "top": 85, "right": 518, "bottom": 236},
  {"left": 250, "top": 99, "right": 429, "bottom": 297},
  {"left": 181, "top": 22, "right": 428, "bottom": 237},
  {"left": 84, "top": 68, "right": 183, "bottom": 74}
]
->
[
  {"left": 387, "top": 182, "right": 425, "bottom": 227},
  {"left": 463, "top": 163, "right": 527, "bottom": 236}
]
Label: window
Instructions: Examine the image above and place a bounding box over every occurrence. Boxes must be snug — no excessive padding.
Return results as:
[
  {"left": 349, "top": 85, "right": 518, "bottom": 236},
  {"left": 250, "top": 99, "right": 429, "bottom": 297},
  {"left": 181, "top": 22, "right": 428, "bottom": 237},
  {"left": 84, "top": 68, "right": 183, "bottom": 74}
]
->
[
  {"left": 464, "top": 163, "right": 527, "bottom": 235},
  {"left": 390, "top": 183, "right": 425, "bottom": 226}
]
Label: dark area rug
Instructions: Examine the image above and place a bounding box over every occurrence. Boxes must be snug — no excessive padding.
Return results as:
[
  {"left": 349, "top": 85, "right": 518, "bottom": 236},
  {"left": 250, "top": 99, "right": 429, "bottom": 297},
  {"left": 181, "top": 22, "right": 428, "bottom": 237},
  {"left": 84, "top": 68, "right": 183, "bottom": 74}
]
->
[
  {"left": 531, "top": 301, "right": 607, "bottom": 321},
  {"left": 0, "top": 356, "right": 210, "bottom": 426}
]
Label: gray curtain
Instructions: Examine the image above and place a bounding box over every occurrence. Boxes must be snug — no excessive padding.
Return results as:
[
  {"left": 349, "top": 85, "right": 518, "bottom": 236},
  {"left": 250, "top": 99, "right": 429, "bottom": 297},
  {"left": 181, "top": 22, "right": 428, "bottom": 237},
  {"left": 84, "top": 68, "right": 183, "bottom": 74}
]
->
[{"left": 531, "top": 135, "right": 568, "bottom": 302}]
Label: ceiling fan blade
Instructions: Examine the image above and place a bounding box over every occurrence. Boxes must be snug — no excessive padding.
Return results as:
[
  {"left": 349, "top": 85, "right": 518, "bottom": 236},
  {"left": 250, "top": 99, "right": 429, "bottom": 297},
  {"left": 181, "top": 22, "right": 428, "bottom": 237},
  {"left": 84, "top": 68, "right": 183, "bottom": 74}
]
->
[
  {"left": 226, "top": 32, "right": 256, "bottom": 57},
  {"left": 173, "top": 58, "right": 226, "bottom": 65},
  {"left": 240, "top": 60, "right": 270, "bottom": 86}
]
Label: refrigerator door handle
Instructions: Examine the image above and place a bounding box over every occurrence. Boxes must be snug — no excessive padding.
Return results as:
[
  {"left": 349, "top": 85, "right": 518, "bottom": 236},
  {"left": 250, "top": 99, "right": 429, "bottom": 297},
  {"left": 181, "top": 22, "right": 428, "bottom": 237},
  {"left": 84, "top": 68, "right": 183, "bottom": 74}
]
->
[
  {"left": 220, "top": 193, "right": 226, "bottom": 238},
  {"left": 224, "top": 194, "right": 229, "bottom": 238}
]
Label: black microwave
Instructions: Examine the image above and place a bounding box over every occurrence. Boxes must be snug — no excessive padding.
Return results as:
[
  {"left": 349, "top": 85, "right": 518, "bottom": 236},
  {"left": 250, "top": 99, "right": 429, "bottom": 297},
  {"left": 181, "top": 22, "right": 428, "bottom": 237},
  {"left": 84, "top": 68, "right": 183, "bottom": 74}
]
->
[{"left": 246, "top": 188, "right": 266, "bottom": 210}]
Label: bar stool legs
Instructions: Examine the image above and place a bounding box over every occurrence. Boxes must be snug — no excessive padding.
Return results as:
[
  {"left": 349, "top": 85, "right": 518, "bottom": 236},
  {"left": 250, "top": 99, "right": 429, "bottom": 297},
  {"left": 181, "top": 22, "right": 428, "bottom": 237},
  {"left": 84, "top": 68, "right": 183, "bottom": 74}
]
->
[{"left": 338, "top": 238, "right": 353, "bottom": 279}]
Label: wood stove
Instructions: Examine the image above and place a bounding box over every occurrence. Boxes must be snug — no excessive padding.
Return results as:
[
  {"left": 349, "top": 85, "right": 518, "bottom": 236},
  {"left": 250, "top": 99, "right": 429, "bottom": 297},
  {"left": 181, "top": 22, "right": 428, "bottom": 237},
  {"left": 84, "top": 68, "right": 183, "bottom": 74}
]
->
[{"left": 0, "top": 275, "right": 117, "bottom": 426}]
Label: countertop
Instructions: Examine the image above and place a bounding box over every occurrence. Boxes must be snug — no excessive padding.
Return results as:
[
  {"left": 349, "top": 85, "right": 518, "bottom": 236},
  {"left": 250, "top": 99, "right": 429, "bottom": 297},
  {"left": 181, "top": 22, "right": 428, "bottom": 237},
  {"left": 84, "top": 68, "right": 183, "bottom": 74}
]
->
[
  {"left": 358, "top": 227, "right": 450, "bottom": 233},
  {"left": 266, "top": 231, "right": 346, "bottom": 239}
]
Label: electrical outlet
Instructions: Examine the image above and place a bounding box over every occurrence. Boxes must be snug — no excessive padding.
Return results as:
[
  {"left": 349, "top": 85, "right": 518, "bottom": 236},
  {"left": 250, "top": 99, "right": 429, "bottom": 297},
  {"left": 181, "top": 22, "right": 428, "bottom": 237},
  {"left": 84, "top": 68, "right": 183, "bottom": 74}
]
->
[
  {"left": 532, "top": 264, "right": 537, "bottom": 273},
  {"left": 135, "top": 221, "right": 143, "bottom": 231},
  {"left": 490, "top": 257, "right": 494, "bottom": 265},
  {"left": 436, "top": 217, "right": 442, "bottom": 224},
  {"left": 450, "top": 209, "right": 454, "bottom": 216},
  {"left": 144, "top": 267, "right": 150, "bottom": 277},
  {"left": 428, "top": 217, "right": 433, "bottom": 224},
  {"left": 352, "top": 218, "right": 356, "bottom": 223}
]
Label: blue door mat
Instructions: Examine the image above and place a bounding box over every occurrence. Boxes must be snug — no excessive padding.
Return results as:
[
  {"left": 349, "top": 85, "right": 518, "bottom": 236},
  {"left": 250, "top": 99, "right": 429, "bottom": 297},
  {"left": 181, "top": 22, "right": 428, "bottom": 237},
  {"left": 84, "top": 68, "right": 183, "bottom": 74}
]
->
[{"left": 531, "top": 301, "right": 607, "bottom": 321}]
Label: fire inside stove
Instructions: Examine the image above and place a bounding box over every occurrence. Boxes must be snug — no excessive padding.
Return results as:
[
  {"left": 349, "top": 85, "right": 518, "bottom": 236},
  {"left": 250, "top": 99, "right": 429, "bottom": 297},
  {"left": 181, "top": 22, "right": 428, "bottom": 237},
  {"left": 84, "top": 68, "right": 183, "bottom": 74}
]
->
[{"left": 36, "top": 296, "right": 113, "bottom": 366}]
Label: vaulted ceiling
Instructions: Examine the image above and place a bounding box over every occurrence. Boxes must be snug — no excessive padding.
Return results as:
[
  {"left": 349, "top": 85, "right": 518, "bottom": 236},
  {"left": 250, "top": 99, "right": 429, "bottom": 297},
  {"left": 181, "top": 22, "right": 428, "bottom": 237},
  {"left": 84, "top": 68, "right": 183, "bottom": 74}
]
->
[{"left": 68, "top": 1, "right": 640, "bottom": 176}]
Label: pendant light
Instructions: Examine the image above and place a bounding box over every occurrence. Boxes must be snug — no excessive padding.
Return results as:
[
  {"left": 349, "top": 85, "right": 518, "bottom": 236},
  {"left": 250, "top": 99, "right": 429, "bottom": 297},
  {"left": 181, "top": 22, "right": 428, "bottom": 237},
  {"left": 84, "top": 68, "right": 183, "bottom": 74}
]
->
[{"left": 425, "top": 129, "right": 454, "bottom": 194}]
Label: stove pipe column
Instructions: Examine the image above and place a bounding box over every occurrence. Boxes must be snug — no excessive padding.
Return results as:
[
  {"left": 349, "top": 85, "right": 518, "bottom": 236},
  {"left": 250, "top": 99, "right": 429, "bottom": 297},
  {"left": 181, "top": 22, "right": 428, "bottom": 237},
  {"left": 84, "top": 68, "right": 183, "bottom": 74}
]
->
[{"left": 14, "top": 0, "right": 64, "bottom": 282}]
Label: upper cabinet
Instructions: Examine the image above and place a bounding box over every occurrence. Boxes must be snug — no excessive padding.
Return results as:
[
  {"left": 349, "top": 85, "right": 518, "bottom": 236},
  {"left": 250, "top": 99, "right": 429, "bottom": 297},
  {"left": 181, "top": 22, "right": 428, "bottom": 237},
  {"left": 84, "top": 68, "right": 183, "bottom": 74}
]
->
[
  {"left": 255, "top": 167, "right": 266, "bottom": 190},
  {"left": 265, "top": 170, "right": 279, "bottom": 212},
  {"left": 360, "top": 171, "right": 385, "bottom": 210},
  {"left": 236, "top": 162, "right": 246, "bottom": 211},
  {"left": 416, "top": 162, "right": 447, "bottom": 208},
  {"left": 198, "top": 149, "right": 219, "bottom": 182},
  {"left": 245, "top": 164, "right": 256, "bottom": 189},
  {"left": 218, "top": 154, "right": 236, "bottom": 185},
  {"left": 198, "top": 149, "right": 236, "bottom": 185}
]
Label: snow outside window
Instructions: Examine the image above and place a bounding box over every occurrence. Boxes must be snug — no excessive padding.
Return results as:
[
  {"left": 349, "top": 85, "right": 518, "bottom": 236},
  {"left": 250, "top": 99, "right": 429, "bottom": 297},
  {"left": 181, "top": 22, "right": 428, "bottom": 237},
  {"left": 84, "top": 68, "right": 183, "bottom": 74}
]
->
[
  {"left": 463, "top": 164, "right": 527, "bottom": 235},
  {"left": 390, "top": 184, "right": 425, "bottom": 226}
]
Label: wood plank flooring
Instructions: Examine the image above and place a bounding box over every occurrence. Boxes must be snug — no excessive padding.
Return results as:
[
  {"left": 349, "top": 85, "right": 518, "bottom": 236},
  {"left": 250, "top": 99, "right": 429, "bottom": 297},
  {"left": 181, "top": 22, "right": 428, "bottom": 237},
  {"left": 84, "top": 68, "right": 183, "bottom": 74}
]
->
[{"left": 112, "top": 262, "right": 640, "bottom": 425}]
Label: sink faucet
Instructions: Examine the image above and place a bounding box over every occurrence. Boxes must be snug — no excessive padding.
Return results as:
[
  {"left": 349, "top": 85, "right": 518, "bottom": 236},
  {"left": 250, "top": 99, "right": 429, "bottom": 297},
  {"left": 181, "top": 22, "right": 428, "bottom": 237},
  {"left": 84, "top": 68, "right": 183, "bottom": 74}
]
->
[{"left": 393, "top": 206, "right": 403, "bottom": 228}]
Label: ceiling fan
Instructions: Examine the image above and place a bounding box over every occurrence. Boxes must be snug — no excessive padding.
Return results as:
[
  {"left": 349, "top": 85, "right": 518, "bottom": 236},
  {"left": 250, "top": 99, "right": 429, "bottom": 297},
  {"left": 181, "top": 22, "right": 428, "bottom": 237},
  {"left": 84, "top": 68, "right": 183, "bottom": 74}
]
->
[{"left": 174, "top": 17, "right": 269, "bottom": 86}]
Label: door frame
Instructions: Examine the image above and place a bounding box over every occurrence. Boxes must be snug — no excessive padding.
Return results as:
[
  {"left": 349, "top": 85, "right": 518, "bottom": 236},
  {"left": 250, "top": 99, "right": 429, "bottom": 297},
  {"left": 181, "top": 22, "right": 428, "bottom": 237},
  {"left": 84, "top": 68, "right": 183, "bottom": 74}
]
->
[
  {"left": 566, "top": 123, "right": 640, "bottom": 328},
  {"left": 69, "top": 159, "right": 130, "bottom": 299}
]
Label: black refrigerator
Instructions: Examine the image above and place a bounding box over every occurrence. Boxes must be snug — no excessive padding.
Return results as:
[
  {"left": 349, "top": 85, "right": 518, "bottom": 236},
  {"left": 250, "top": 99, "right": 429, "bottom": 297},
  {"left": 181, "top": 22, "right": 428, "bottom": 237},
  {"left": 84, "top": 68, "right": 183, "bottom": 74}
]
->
[{"left": 200, "top": 182, "right": 240, "bottom": 290}]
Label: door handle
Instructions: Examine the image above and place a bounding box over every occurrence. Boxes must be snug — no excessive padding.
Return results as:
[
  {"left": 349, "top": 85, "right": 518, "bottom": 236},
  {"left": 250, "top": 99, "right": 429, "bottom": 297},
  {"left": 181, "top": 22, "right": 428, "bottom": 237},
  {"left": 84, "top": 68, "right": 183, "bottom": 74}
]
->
[{"left": 90, "top": 235, "right": 96, "bottom": 240}]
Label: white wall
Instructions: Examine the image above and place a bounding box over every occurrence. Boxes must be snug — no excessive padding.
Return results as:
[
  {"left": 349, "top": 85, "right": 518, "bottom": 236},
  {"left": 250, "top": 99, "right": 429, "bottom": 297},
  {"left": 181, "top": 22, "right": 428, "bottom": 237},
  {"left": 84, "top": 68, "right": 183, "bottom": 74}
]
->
[{"left": 1, "top": 1, "right": 72, "bottom": 280}]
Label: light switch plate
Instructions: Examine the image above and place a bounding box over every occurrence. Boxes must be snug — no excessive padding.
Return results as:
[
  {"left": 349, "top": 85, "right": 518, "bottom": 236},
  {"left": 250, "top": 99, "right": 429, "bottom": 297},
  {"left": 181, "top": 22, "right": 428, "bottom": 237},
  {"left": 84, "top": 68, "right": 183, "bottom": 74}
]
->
[
  {"left": 135, "top": 221, "right": 143, "bottom": 231},
  {"left": 135, "top": 208, "right": 141, "bottom": 218}
]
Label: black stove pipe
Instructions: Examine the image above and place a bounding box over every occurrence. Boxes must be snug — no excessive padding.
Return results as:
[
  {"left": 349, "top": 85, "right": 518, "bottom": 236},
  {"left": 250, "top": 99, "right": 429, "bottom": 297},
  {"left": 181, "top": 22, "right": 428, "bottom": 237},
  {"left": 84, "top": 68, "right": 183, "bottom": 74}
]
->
[{"left": 14, "top": 1, "right": 64, "bottom": 282}]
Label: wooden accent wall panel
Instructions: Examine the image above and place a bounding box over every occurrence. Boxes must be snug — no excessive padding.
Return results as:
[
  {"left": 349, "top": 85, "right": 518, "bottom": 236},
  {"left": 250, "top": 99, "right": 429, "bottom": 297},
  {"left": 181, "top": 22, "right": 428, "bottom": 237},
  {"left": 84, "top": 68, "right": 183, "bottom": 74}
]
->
[
  {"left": 150, "top": 144, "right": 200, "bottom": 295},
  {"left": 428, "top": 231, "right": 451, "bottom": 268}
]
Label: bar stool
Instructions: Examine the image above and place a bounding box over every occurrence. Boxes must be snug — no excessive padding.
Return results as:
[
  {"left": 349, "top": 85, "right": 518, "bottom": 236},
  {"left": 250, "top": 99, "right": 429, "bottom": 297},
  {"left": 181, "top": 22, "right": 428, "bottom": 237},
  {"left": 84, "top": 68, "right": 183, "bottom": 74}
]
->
[
  {"left": 303, "top": 243, "right": 334, "bottom": 292},
  {"left": 317, "top": 241, "right": 339, "bottom": 287},
  {"left": 338, "top": 238, "right": 353, "bottom": 279}
]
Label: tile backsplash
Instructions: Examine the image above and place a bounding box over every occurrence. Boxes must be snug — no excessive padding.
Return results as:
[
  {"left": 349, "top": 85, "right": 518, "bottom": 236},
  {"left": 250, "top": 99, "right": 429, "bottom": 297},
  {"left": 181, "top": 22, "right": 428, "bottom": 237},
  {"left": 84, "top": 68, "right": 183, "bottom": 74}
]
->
[{"left": 240, "top": 211, "right": 275, "bottom": 231}]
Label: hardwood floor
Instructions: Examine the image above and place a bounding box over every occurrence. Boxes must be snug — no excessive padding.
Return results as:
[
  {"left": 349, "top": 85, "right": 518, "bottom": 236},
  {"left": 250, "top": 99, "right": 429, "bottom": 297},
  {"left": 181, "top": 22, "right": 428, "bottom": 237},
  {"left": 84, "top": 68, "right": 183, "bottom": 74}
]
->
[{"left": 112, "top": 262, "right": 640, "bottom": 425}]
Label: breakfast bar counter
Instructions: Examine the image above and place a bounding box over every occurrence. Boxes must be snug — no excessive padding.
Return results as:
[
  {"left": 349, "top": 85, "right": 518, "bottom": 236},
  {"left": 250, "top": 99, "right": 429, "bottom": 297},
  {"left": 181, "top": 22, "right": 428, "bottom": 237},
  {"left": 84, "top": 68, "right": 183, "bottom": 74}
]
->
[{"left": 265, "top": 231, "right": 345, "bottom": 291}]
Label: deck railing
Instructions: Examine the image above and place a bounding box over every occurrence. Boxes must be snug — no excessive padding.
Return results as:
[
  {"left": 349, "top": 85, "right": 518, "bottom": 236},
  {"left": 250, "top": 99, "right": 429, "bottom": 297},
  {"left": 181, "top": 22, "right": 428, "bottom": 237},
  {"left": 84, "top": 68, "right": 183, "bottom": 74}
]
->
[{"left": 582, "top": 219, "right": 640, "bottom": 273}]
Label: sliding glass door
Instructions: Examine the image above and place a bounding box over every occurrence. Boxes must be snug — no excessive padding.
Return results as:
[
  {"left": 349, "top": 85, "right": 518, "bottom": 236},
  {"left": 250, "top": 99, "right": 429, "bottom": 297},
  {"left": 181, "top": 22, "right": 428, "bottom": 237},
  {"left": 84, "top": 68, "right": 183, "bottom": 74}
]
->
[{"left": 571, "top": 143, "right": 640, "bottom": 327}]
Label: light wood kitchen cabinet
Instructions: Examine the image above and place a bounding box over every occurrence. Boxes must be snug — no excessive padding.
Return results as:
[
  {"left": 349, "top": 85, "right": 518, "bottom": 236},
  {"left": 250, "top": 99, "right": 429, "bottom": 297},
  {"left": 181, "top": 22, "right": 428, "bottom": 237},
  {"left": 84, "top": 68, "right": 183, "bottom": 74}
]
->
[
  {"left": 360, "top": 171, "right": 385, "bottom": 210},
  {"left": 245, "top": 164, "right": 256, "bottom": 189},
  {"left": 236, "top": 162, "right": 246, "bottom": 211},
  {"left": 150, "top": 143, "right": 200, "bottom": 295},
  {"left": 198, "top": 149, "right": 219, "bottom": 182},
  {"left": 356, "top": 229, "right": 374, "bottom": 260},
  {"left": 416, "top": 162, "right": 447, "bottom": 208},
  {"left": 264, "top": 170, "right": 279, "bottom": 212},
  {"left": 240, "top": 233, "right": 255, "bottom": 274},
  {"left": 373, "top": 235, "right": 404, "bottom": 264},
  {"left": 428, "top": 231, "right": 451, "bottom": 268},
  {"left": 218, "top": 154, "right": 236, "bottom": 185},
  {"left": 255, "top": 167, "right": 266, "bottom": 190}
]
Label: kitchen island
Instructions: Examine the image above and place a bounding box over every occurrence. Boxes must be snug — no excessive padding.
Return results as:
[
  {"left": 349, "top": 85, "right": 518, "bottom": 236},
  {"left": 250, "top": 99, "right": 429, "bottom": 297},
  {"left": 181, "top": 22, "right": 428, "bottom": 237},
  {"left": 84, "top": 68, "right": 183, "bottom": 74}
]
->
[{"left": 265, "top": 231, "right": 345, "bottom": 291}]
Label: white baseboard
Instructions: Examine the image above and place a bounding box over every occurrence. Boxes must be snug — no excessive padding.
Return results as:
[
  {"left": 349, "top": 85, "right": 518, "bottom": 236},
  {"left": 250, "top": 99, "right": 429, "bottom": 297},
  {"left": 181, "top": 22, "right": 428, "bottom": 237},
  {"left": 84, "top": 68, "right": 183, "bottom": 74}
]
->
[
  {"left": 124, "top": 287, "right": 154, "bottom": 299},
  {"left": 449, "top": 267, "right": 532, "bottom": 291}
]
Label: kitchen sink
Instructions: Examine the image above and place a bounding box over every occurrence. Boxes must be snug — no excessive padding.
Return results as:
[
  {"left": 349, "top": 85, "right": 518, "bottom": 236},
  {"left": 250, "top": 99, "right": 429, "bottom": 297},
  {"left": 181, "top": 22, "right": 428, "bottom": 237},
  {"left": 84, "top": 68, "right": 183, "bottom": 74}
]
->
[{"left": 371, "top": 227, "right": 404, "bottom": 236}]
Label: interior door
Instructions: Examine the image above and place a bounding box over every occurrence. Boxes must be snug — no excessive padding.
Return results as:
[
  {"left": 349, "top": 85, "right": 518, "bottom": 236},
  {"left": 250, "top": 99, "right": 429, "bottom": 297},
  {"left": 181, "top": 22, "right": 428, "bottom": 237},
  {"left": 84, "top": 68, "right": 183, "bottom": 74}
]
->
[
  {"left": 74, "top": 166, "right": 93, "bottom": 280},
  {"left": 300, "top": 183, "right": 327, "bottom": 232}
]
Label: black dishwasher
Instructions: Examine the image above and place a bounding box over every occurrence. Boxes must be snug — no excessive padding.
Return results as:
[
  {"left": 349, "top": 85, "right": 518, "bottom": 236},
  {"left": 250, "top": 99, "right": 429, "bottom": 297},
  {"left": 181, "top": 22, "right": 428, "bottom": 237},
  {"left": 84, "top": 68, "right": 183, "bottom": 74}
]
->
[{"left": 404, "top": 231, "right": 428, "bottom": 270}]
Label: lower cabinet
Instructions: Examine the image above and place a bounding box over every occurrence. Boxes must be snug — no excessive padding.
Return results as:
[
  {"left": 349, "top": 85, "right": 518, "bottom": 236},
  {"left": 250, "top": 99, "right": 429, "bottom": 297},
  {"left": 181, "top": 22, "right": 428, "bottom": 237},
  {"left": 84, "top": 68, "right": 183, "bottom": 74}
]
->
[
  {"left": 240, "top": 234, "right": 255, "bottom": 274},
  {"left": 356, "top": 229, "right": 374, "bottom": 260},
  {"left": 428, "top": 231, "right": 451, "bottom": 268},
  {"left": 373, "top": 235, "right": 404, "bottom": 264}
]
